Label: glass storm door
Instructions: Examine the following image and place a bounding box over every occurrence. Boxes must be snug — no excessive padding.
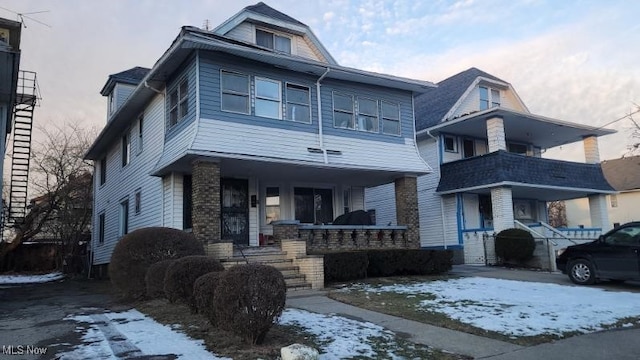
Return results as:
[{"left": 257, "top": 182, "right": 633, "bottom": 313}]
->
[{"left": 221, "top": 178, "right": 249, "bottom": 246}]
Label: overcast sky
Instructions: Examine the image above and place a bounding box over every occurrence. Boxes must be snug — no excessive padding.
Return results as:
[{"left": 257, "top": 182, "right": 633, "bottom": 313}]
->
[{"left": 2, "top": 0, "right": 639, "bottom": 162}]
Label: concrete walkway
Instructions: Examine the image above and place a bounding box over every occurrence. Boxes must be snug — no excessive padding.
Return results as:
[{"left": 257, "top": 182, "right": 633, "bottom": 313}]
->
[{"left": 286, "top": 265, "right": 640, "bottom": 359}]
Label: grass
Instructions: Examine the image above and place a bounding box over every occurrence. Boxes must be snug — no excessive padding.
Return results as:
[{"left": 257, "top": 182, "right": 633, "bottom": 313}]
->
[
  {"left": 327, "top": 275, "right": 571, "bottom": 346},
  {"left": 135, "top": 296, "right": 469, "bottom": 359}
]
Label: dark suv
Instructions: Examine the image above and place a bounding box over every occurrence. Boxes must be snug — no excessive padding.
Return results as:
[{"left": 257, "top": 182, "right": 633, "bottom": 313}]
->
[{"left": 556, "top": 222, "right": 640, "bottom": 285}]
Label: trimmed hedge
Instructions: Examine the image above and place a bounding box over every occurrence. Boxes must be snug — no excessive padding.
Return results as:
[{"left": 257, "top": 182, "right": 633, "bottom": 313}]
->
[
  {"left": 494, "top": 228, "right": 535, "bottom": 262},
  {"left": 214, "top": 264, "right": 286, "bottom": 345},
  {"left": 109, "top": 227, "right": 204, "bottom": 299},
  {"left": 317, "top": 249, "right": 453, "bottom": 283},
  {"left": 322, "top": 251, "right": 369, "bottom": 282},
  {"left": 164, "top": 256, "right": 225, "bottom": 311},
  {"left": 144, "top": 259, "right": 175, "bottom": 299},
  {"left": 193, "top": 271, "right": 224, "bottom": 326}
]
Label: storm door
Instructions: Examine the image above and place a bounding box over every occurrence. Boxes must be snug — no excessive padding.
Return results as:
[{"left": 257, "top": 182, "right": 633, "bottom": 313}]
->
[{"left": 221, "top": 178, "right": 249, "bottom": 246}]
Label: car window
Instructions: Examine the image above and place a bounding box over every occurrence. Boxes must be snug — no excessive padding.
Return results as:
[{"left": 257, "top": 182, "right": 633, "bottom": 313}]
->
[{"left": 604, "top": 225, "right": 640, "bottom": 246}]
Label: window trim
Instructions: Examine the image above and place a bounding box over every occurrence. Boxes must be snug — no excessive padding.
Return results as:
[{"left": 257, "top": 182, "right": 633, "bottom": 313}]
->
[
  {"left": 285, "top": 82, "right": 311, "bottom": 123},
  {"left": 119, "top": 198, "right": 129, "bottom": 237},
  {"left": 381, "top": 100, "right": 401, "bottom": 135},
  {"left": 443, "top": 135, "right": 458, "bottom": 153},
  {"left": 98, "top": 212, "right": 105, "bottom": 245},
  {"left": 255, "top": 27, "right": 292, "bottom": 54},
  {"left": 254, "top": 77, "right": 282, "bottom": 120},
  {"left": 168, "top": 78, "right": 189, "bottom": 128},
  {"left": 121, "top": 131, "right": 131, "bottom": 167},
  {"left": 220, "top": 70, "right": 250, "bottom": 115},
  {"left": 134, "top": 190, "right": 141, "bottom": 215},
  {"left": 462, "top": 138, "right": 475, "bottom": 158},
  {"left": 99, "top": 157, "right": 106, "bottom": 185},
  {"left": 332, "top": 92, "right": 355, "bottom": 129},
  {"left": 356, "top": 96, "right": 379, "bottom": 133},
  {"left": 610, "top": 194, "right": 618, "bottom": 208},
  {"left": 480, "top": 85, "right": 501, "bottom": 110},
  {"left": 137, "top": 115, "right": 144, "bottom": 154}
]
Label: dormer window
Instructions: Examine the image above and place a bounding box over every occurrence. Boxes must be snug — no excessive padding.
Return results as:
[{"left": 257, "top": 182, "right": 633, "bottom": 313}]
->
[
  {"left": 256, "top": 29, "right": 291, "bottom": 54},
  {"left": 479, "top": 86, "right": 500, "bottom": 110}
]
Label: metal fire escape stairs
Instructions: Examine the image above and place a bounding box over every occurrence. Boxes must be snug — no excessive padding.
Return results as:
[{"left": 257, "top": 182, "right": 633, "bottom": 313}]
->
[{"left": 6, "top": 70, "right": 38, "bottom": 225}]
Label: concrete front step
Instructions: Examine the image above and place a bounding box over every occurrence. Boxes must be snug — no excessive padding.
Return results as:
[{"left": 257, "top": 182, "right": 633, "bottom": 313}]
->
[{"left": 221, "top": 250, "right": 313, "bottom": 290}]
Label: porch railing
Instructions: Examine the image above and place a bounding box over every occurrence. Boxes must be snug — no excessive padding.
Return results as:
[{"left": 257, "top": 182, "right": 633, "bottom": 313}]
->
[{"left": 298, "top": 225, "right": 409, "bottom": 252}]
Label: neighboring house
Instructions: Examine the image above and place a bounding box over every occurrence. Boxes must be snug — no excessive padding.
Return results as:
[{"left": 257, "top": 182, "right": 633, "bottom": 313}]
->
[
  {"left": 0, "top": 18, "right": 22, "bottom": 227},
  {"left": 85, "top": 2, "right": 434, "bottom": 271},
  {"left": 366, "top": 68, "right": 616, "bottom": 264},
  {"left": 566, "top": 155, "right": 640, "bottom": 228}
]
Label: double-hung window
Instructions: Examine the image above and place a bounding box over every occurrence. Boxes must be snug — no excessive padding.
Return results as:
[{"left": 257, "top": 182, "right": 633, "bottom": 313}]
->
[
  {"left": 121, "top": 132, "right": 130, "bottom": 167},
  {"left": 333, "top": 93, "right": 354, "bottom": 129},
  {"left": 256, "top": 29, "right": 291, "bottom": 54},
  {"left": 357, "top": 97, "right": 378, "bottom": 132},
  {"left": 221, "top": 71, "right": 250, "bottom": 114},
  {"left": 255, "top": 78, "right": 281, "bottom": 119},
  {"left": 381, "top": 101, "right": 400, "bottom": 135},
  {"left": 480, "top": 86, "right": 500, "bottom": 110},
  {"left": 119, "top": 198, "right": 129, "bottom": 236},
  {"left": 99, "top": 157, "right": 106, "bottom": 185},
  {"left": 137, "top": 115, "right": 144, "bottom": 154},
  {"left": 169, "top": 79, "right": 188, "bottom": 127},
  {"left": 286, "top": 84, "right": 310, "bottom": 123}
]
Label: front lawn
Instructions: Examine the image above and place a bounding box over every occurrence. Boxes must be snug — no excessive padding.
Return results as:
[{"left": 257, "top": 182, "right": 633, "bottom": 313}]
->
[{"left": 329, "top": 276, "right": 640, "bottom": 346}]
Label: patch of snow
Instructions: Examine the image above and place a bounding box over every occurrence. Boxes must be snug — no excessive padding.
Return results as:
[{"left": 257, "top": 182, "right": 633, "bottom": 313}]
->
[
  {"left": 58, "top": 309, "right": 229, "bottom": 360},
  {"left": 0, "top": 272, "right": 64, "bottom": 284},
  {"left": 279, "top": 308, "right": 404, "bottom": 360},
  {"left": 343, "top": 277, "right": 640, "bottom": 337}
]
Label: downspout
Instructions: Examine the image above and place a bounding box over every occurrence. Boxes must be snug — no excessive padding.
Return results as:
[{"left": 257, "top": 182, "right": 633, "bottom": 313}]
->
[
  {"left": 425, "top": 129, "right": 447, "bottom": 249},
  {"left": 316, "top": 68, "right": 330, "bottom": 164}
]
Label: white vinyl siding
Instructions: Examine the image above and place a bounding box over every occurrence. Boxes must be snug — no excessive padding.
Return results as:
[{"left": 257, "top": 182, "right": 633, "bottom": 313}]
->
[{"left": 364, "top": 183, "right": 397, "bottom": 226}]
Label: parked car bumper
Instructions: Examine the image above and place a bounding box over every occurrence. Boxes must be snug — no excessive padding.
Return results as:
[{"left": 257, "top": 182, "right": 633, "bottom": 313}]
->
[{"left": 556, "top": 258, "right": 568, "bottom": 274}]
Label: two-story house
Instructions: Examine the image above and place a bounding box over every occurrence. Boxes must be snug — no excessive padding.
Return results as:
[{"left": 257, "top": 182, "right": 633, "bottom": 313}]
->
[
  {"left": 366, "top": 68, "right": 615, "bottom": 266},
  {"left": 85, "top": 2, "right": 434, "bottom": 272}
]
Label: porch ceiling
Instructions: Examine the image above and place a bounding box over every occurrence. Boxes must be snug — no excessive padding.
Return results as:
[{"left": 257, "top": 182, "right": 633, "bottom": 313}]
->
[
  {"left": 460, "top": 184, "right": 610, "bottom": 202},
  {"left": 422, "top": 108, "right": 616, "bottom": 150},
  {"left": 156, "top": 154, "right": 409, "bottom": 187}
]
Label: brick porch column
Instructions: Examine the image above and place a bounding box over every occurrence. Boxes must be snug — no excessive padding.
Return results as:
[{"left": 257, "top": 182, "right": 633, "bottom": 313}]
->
[
  {"left": 583, "top": 135, "right": 600, "bottom": 164},
  {"left": 394, "top": 176, "right": 420, "bottom": 248},
  {"left": 192, "top": 160, "right": 231, "bottom": 259}
]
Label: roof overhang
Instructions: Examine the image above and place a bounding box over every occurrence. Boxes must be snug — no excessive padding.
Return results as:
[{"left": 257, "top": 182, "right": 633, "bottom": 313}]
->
[
  {"left": 418, "top": 107, "right": 616, "bottom": 150},
  {"left": 437, "top": 181, "right": 616, "bottom": 202},
  {"left": 85, "top": 28, "right": 436, "bottom": 160}
]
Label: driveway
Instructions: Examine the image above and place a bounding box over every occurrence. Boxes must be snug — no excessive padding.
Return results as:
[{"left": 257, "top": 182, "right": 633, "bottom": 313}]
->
[{"left": 0, "top": 279, "right": 124, "bottom": 359}]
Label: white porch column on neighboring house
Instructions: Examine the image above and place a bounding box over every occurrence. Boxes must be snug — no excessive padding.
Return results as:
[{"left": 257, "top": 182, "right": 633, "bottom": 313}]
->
[
  {"left": 486, "top": 116, "right": 506, "bottom": 152},
  {"left": 490, "top": 186, "right": 515, "bottom": 233},
  {"left": 589, "top": 195, "right": 612, "bottom": 232},
  {"left": 583, "top": 135, "right": 600, "bottom": 164}
]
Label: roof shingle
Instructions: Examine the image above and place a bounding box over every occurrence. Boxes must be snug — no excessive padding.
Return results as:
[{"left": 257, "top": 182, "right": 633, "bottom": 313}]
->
[
  {"left": 245, "top": 2, "right": 306, "bottom": 27},
  {"left": 601, "top": 155, "right": 640, "bottom": 191}
]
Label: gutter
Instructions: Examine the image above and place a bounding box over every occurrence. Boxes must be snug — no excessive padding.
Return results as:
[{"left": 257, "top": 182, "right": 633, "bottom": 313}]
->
[{"left": 316, "top": 68, "right": 330, "bottom": 164}]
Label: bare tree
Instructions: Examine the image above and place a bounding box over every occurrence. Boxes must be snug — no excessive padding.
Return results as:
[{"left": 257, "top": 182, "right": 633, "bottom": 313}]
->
[
  {"left": 0, "top": 122, "right": 96, "bottom": 272},
  {"left": 547, "top": 201, "right": 568, "bottom": 228},
  {"left": 628, "top": 110, "right": 640, "bottom": 155}
]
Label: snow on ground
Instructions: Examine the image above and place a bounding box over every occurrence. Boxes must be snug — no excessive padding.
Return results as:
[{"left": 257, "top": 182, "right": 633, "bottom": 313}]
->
[
  {"left": 0, "top": 272, "right": 64, "bottom": 284},
  {"left": 280, "top": 308, "right": 407, "bottom": 359},
  {"left": 342, "top": 277, "right": 640, "bottom": 337},
  {"left": 57, "top": 309, "right": 230, "bottom": 360}
]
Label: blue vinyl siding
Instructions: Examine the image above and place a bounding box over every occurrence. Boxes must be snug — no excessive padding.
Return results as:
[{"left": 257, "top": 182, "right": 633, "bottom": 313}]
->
[{"left": 198, "top": 52, "right": 412, "bottom": 145}]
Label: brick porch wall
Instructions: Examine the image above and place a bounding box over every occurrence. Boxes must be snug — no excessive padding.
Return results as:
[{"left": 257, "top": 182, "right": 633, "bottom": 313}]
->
[
  {"left": 394, "top": 176, "right": 420, "bottom": 247},
  {"left": 192, "top": 160, "right": 221, "bottom": 245}
]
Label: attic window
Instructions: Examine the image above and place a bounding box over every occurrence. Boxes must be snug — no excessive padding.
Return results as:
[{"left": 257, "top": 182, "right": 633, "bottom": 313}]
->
[
  {"left": 256, "top": 29, "right": 291, "bottom": 54},
  {"left": 479, "top": 86, "right": 500, "bottom": 110}
]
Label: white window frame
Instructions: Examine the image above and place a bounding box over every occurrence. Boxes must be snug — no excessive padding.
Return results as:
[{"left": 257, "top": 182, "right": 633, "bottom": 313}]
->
[
  {"left": 121, "top": 131, "right": 131, "bottom": 167},
  {"left": 254, "top": 77, "right": 282, "bottom": 119},
  {"left": 119, "top": 198, "right": 129, "bottom": 237},
  {"left": 265, "top": 186, "right": 281, "bottom": 224},
  {"left": 356, "top": 97, "right": 379, "bottom": 133},
  {"left": 169, "top": 78, "right": 188, "bottom": 127},
  {"left": 137, "top": 115, "right": 144, "bottom": 154},
  {"left": 332, "top": 92, "right": 354, "bottom": 129},
  {"left": 443, "top": 135, "right": 458, "bottom": 153},
  {"left": 255, "top": 27, "right": 292, "bottom": 54},
  {"left": 285, "top": 82, "right": 311, "bottom": 123},
  {"left": 480, "top": 86, "right": 500, "bottom": 110},
  {"left": 134, "top": 190, "right": 142, "bottom": 215},
  {"left": 220, "top": 70, "right": 250, "bottom": 115},
  {"left": 381, "top": 101, "right": 401, "bottom": 135}
]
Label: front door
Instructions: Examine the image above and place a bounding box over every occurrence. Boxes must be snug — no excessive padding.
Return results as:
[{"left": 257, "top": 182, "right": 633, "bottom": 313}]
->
[{"left": 221, "top": 178, "right": 249, "bottom": 246}]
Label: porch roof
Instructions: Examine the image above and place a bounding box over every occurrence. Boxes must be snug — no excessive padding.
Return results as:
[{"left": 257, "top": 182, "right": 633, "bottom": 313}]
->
[
  {"left": 436, "top": 150, "right": 615, "bottom": 201},
  {"left": 418, "top": 107, "right": 616, "bottom": 150}
]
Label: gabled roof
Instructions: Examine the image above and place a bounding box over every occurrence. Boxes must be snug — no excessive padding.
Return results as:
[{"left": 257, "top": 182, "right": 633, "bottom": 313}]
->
[
  {"left": 415, "top": 67, "right": 506, "bottom": 131},
  {"left": 100, "top": 66, "right": 150, "bottom": 95},
  {"left": 245, "top": 2, "right": 306, "bottom": 27},
  {"left": 601, "top": 155, "right": 640, "bottom": 191},
  {"left": 213, "top": 2, "right": 337, "bottom": 65}
]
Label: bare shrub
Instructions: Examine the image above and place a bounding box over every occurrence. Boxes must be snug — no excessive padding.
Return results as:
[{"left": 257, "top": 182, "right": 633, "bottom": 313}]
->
[{"left": 164, "top": 256, "right": 224, "bottom": 311}]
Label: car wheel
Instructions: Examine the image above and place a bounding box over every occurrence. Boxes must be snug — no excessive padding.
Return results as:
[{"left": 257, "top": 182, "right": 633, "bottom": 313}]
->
[{"left": 568, "top": 259, "right": 596, "bottom": 285}]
